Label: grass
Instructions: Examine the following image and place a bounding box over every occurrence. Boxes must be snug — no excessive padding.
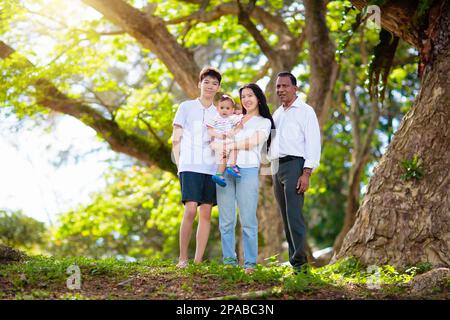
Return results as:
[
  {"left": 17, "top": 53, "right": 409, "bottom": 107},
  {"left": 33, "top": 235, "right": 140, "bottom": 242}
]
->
[{"left": 0, "top": 255, "right": 447, "bottom": 300}]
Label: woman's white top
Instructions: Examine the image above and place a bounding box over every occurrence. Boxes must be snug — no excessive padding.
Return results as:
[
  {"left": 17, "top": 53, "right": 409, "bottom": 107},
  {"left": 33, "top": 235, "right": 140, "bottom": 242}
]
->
[{"left": 234, "top": 115, "right": 272, "bottom": 168}]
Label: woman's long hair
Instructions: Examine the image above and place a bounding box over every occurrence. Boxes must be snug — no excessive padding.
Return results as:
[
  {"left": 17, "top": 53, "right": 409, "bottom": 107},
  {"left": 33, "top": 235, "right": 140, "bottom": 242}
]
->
[{"left": 239, "top": 83, "right": 276, "bottom": 152}]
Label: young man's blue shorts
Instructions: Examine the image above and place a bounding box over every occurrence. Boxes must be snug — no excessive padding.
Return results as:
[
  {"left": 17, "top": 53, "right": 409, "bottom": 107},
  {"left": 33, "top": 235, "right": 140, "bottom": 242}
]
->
[{"left": 179, "top": 171, "right": 217, "bottom": 206}]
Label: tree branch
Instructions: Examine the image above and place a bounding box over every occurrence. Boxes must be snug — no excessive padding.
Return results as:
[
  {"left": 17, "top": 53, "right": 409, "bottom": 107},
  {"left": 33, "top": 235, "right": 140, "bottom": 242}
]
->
[
  {"left": 236, "top": 1, "right": 277, "bottom": 62},
  {"left": 392, "top": 54, "right": 418, "bottom": 66},
  {"left": 350, "top": 0, "right": 419, "bottom": 48},
  {"left": 294, "top": 30, "right": 307, "bottom": 52},
  {"left": 0, "top": 41, "right": 176, "bottom": 174},
  {"left": 81, "top": 0, "right": 200, "bottom": 98},
  {"left": 96, "top": 30, "right": 125, "bottom": 36},
  {"left": 137, "top": 111, "right": 166, "bottom": 148},
  {"left": 83, "top": 85, "right": 116, "bottom": 119},
  {"left": 251, "top": 60, "right": 270, "bottom": 83},
  {"left": 171, "top": 1, "right": 293, "bottom": 37}
]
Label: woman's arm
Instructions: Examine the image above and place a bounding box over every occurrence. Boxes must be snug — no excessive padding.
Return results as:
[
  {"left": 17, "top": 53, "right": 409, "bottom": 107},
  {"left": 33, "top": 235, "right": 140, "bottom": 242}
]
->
[
  {"left": 207, "top": 127, "right": 226, "bottom": 140},
  {"left": 224, "top": 121, "right": 243, "bottom": 139},
  {"left": 227, "top": 130, "right": 266, "bottom": 151}
]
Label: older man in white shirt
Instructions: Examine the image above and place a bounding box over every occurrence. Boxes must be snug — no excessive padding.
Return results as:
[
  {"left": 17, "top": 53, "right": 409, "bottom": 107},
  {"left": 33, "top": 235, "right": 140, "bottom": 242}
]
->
[{"left": 269, "top": 72, "right": 321, "bottom": 273}]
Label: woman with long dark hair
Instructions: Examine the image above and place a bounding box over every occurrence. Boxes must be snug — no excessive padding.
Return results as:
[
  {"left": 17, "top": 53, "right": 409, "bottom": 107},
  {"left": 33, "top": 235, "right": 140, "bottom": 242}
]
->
[{"left": 215, "top": 83, "right": 275, "bottom": 273}]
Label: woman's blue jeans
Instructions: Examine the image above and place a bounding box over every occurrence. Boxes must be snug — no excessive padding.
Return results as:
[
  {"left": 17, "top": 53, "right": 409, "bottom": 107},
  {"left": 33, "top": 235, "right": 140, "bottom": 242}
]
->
[{"left": 216, "top": 167, "right": 259, "bottom": 268}]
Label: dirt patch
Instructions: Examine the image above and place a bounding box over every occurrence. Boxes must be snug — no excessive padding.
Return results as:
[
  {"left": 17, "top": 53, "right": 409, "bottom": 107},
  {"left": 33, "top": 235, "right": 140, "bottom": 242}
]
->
[
  {"left": 0, "top": 245, "right": 27, "bottom": 264},
  {"left": 0, "top": 269, "right": 448, "bottom": 300}
]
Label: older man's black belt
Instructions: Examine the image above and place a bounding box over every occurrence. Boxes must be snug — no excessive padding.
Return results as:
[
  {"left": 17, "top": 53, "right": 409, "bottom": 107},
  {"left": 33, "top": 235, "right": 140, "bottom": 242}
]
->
[{"left": 278, "top": 155, "right": 304, "bottom": 163}]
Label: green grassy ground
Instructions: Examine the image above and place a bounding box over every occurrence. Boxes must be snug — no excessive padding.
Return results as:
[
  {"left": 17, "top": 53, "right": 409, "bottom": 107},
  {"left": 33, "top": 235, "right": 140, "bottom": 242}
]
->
[{"left": 0, "top": 255, "right": 447, "bottom": 300}]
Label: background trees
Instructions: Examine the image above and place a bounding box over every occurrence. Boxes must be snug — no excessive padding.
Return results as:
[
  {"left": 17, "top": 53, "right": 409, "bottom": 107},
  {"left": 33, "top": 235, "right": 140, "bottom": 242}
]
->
[
  {"left": 2, "top": 0, "right": 446, "bottom": 268},
  {"left": 0, "top": 209, "right": 47, "bottom": 252}
]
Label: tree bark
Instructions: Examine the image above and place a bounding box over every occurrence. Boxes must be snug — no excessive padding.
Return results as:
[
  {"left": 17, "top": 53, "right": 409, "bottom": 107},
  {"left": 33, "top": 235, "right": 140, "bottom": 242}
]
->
[
  {"left": 335, "top": 1, "right": 450, "bottom": 268},
  {"left": 351, "top": 0, "right": 420, "bottom": 48}
]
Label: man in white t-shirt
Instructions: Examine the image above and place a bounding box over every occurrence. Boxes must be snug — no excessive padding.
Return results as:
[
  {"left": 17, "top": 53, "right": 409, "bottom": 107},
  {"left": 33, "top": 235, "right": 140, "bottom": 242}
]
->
[
  {"left": 172, "top": 66, "right": 221, "bottom": 268},
  {"left": 269, "top": 72, "right": 321, "bottom": 274}
]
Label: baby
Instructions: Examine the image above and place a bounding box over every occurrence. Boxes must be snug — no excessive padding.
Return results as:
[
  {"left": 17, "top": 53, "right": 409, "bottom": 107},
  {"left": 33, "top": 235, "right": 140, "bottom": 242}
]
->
[{"left": 207, "top": 95, "right": 243, "bottom": 187}]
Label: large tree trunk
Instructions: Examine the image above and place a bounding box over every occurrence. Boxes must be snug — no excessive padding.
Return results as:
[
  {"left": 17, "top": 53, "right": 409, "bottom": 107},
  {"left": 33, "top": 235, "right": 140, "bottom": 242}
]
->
[
  {"left": 304, "top": 0, "right": 339, "bottom": 128},
  {"left": 334, "top": 1, "right": 450, "bottom": 267}
]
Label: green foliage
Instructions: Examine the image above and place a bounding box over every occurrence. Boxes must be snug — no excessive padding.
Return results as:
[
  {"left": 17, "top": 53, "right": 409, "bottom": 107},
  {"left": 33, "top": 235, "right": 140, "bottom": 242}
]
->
[
  {"left": 173, "top": 256, "right": 416, "bottom": 293},
  {"left": 0, "top": 210, "right": 47, "bottom": 252},
  {"left": 0, "top": 254, "right": 170, "bottom": 290},
  {"left": 304, "top": 132, "right": 348, "bottom": 247},
  {"left": 0, "top": 255, "right": 430, "bottom": 299},
  {"left": 0, "top": 53, "right": 48, "bottom": 118},
  {"left": 400, "top": 154, "right": 424, "bottom": 181},
  {"left": 50, "top": 166, "right": 221, "bottom": 260},
  {"left": 333, "top": 2, "right": 363, "bottom": 62},
  {"left": 405, "top": 262, "right": 433, "bottom": 276},
  {"left": 319, "top": 256, "right": 364, "bottom": 277},
  {"left": 0, "top": 0, "right": 26, "bottom": 34},
  {"left": 315, "top": 257, "right": 414, "bottom": 287},
  {"left": 60, "top": 293, "right": 89, "bottom": 300},
  {"left": 0, "top": 0, "right": 420, "bottom": 258},
  {"left": 283, "top": 272, "right": 326, "bottom": 294}
]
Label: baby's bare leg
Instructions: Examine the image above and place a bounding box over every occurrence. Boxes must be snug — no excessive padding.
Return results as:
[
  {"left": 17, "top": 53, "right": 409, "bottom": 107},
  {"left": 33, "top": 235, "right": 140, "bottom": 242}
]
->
[
  {"left": 216, "top": 143, "right": 227, "bottom": 174},
  {"left": 228, "top": 148, "right": 237, "bottom": 167},
  {"left": 217, "top": 162, "right": 226, "bottom": 174}
]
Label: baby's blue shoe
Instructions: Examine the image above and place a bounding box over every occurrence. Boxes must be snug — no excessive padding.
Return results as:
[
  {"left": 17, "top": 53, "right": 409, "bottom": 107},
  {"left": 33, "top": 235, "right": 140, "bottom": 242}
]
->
[{"left": 212, "top": 174, "right": 227, "bottom": 187}]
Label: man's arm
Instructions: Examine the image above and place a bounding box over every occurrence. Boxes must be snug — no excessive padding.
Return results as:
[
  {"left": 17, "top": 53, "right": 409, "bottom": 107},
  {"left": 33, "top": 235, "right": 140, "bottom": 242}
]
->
[
  {"left": 296, "top": 167, "right": 312, "bottom": 194},
  {"left": 172, "top": 124, "right": 183, "bottom": 168},
  {"left": 297, "top": 107, "right": 321, "bottom": 193}
]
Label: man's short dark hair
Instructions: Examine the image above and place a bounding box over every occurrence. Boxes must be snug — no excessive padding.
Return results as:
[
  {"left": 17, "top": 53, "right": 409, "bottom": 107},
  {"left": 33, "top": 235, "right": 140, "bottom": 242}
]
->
[
  {"left": 277, "top": 71, "right": 297, "bottom": 86},
  {"left": 199, "top": 66, "right": 222, "bottom": 84}
]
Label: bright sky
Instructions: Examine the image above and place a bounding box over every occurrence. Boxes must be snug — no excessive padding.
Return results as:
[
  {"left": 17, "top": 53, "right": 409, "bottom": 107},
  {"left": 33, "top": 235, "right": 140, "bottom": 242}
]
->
[
  {"left": 0, "top": 0, "right": 115, "bottom": 225},
  {"left": 0, "top": 114, "right": 116, "bottom": 225}
]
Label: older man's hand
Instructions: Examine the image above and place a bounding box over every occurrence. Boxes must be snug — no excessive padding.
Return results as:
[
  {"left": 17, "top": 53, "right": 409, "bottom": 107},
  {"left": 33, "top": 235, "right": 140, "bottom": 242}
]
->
[{"left": 296, "top": 173, "right": 310, "bottom": 194}]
